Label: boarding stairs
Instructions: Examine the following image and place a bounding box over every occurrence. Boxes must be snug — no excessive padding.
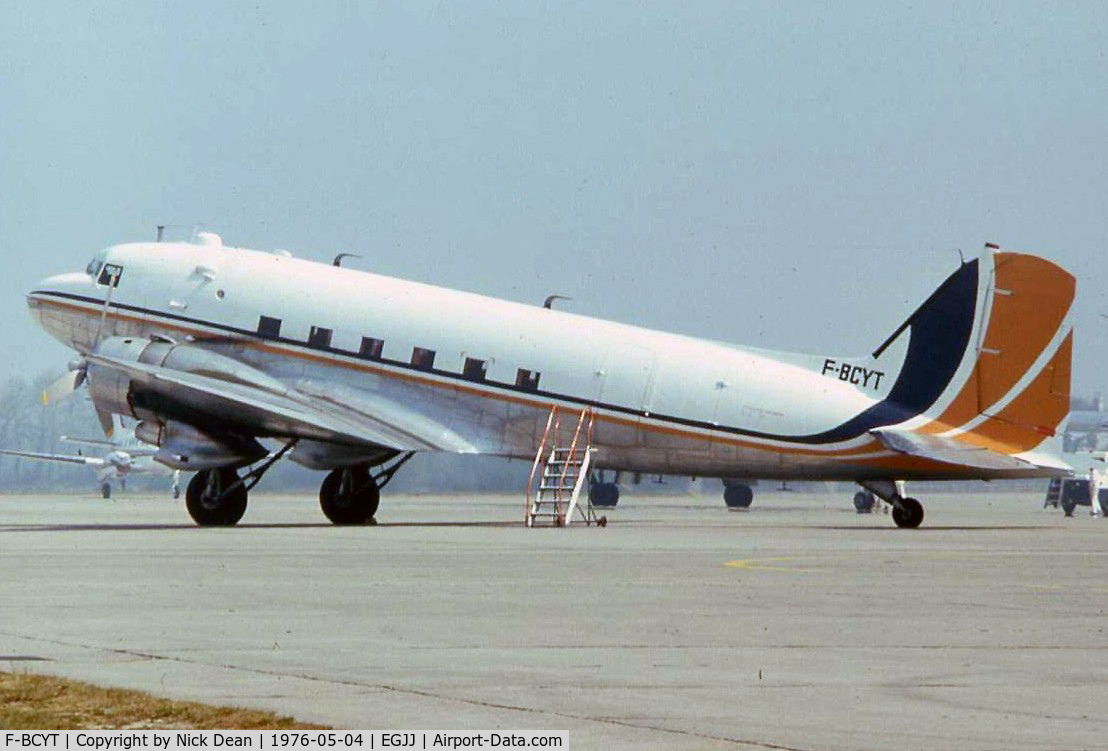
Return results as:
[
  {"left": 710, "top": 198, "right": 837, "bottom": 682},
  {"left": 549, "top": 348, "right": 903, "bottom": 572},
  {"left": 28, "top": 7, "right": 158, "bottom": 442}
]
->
[{"left": 525, "top": 406, "right": 603, "bottom": 527}]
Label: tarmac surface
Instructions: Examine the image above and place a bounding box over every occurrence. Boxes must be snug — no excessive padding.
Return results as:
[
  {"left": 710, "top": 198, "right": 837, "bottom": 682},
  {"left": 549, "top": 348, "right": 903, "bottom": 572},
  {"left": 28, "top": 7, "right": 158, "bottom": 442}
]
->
[{"left": 0, "top": 486, "right": 1106, "bottom": 749}]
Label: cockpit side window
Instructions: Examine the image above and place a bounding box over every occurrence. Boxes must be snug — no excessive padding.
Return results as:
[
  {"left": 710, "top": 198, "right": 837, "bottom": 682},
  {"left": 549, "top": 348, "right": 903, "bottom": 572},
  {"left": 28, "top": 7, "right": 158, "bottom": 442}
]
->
[
  {"left": 86, "top": 258, "right": 103, "bottom": 277},
  {"left": 97, "top": 264, "right": 123, "bottom": 287}
]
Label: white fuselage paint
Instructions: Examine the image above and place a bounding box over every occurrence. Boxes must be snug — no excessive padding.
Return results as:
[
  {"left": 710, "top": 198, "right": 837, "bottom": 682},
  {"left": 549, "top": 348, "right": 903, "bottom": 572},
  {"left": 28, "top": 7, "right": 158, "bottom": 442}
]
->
[{"left": 29, "top": 240, "right": 937, "bottom": 480}]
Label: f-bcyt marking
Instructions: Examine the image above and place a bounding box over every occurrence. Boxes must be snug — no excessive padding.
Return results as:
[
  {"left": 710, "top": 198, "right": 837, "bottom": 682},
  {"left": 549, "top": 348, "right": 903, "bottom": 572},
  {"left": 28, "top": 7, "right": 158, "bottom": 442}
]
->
[{"left": 821, "top": 359, "right": 884, "bottom": 390}]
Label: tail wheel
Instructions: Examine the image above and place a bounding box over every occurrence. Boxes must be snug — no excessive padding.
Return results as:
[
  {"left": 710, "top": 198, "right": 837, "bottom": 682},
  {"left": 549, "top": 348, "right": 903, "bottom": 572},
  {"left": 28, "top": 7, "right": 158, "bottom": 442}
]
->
[
  {"left": 320, "top": 467, "right": 380, "bottom": 525},
  {"left": 185, "top": 468, "right": 248, "bottom": 526},
  {"left": 892, "top": 497, "right": 925, "bottom": 529}
]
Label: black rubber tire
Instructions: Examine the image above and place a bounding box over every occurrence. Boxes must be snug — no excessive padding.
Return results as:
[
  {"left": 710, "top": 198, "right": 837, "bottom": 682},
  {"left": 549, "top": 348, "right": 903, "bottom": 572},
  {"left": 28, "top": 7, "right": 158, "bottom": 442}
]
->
[
  {"left": 723, "top": 484, "right": 754, "bottom": 509},
  {"left": 853, "top": 491, "right": 875, "bottom": 513},
  {"left": 1062, "top": 498, "right": 1076, "bottom": 517},
  {"left": 185, "top": 468, "right": 247, "bottom": 526},
  {"left": 320, "top": 467, "right": 380, "bottom": 525},
  {"left": 892, "top": 497, "right": 925, "bottom": 529},
  {"left": 590, "top": 482, "right": 620, "bottom": 507},
  {"left": 101, "top": 483, "right": 112, "bottom": 499}
]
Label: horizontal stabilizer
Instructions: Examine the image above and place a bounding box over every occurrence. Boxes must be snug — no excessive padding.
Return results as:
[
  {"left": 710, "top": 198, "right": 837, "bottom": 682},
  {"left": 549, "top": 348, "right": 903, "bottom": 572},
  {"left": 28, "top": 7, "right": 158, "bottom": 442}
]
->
[{"left": 872, "top": 429, "right": 1067, "bottom": 475}]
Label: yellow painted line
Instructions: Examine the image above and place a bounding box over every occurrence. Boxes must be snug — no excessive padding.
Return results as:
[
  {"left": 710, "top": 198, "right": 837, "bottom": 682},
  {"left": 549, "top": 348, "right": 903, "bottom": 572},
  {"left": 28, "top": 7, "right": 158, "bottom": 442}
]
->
[{"left": 723, "top": 556, "right": 813, "bottom": 573}]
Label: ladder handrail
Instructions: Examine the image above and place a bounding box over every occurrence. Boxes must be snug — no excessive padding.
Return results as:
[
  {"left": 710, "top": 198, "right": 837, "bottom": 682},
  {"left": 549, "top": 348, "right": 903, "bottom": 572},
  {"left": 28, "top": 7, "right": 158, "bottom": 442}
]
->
[
  {"left": 526, "top": 405, "right": 560, "bottom": 524},
  {"left": 554, "top": 407, "right": 592, "bottom": 523}
]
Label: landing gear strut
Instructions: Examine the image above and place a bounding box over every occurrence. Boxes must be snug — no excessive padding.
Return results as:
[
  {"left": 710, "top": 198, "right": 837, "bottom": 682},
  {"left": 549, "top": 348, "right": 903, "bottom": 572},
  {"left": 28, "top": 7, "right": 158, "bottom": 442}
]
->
[{"left": 858, "top": 479, "right": 925, "bottom": 528}]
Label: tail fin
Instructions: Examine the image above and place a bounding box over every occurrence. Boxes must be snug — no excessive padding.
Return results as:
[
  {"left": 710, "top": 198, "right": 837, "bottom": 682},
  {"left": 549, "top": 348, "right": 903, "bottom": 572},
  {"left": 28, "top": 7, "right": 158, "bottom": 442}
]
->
[{"left": 870, "top": 248, "right": 1074, "bottom": 456}]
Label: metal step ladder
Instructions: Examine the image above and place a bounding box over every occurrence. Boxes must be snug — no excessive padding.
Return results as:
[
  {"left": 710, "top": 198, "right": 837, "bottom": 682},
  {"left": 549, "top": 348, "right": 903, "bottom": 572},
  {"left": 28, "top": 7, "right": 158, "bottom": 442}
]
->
[{"left": 525, "top": 406, "right": 604, "bottom": 527}]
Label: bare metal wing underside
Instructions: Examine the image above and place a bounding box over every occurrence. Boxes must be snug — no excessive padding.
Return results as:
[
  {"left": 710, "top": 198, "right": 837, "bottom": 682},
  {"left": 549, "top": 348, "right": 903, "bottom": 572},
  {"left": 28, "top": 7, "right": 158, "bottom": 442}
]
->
[{"left": 86, "top": 352, "right": 481, "bottom": 454}]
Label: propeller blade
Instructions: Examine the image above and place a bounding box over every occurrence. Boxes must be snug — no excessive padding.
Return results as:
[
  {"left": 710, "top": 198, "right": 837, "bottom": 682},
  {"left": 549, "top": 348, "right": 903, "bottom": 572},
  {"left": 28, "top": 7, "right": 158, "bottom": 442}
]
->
[
  {"left": 96, "top": 406, "right": 115, "bottom": 438},
  {"left": 41, "top": 370, "right": 81, "bottom": 406}
]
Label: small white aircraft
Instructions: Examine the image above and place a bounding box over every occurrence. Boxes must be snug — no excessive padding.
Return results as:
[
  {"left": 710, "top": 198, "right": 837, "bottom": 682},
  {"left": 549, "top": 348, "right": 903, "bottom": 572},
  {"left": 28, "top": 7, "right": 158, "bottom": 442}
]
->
[
  {"left": 26, "top": 233, "right": 1074, "bottom": 527},
  {"left": 0, "top": 416, "right": 181, "bottom": 498}
]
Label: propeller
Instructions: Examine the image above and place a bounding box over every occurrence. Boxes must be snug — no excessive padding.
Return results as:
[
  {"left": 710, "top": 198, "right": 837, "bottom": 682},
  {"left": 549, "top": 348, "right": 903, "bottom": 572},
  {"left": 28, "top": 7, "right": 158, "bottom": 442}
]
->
[
  {"left": 40, "top": 365, "right": 85, "bottom": 405},
  {"left": 40, "top": 265, "right": 122, "bottom": 436}
]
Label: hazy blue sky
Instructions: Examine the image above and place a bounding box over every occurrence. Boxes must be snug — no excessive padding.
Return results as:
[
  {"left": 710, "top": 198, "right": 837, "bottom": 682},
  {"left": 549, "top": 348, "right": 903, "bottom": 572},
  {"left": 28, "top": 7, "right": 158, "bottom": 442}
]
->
[{"left": 2, "top": 2, "right": 1107, "bottom": 395}]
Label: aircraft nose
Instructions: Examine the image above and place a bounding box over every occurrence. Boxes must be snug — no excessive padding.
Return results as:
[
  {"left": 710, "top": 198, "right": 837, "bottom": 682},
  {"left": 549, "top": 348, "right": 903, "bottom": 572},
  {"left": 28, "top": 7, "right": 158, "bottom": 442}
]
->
[
  {"left": 29, "top": 271, "right": 95, "bottom": 302},
  {"left": 27, "top": 271, "right": 100, "bottom": 346}
]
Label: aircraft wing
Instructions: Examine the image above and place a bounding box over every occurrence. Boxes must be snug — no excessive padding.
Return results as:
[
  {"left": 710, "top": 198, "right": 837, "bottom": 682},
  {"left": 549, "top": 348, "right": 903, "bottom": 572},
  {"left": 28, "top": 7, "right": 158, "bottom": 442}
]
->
[
  {"left": 85, "top": 353, "right": 482, "bottom": 453},
  {"left": 0, "top": 449, "right": 107, "bottom": 468},
  {"left": 872, "top": 429, "right": 1064, "bottom": 473},
  {"left": 60, "top": 436, "right": 115, "bottom": 448}
]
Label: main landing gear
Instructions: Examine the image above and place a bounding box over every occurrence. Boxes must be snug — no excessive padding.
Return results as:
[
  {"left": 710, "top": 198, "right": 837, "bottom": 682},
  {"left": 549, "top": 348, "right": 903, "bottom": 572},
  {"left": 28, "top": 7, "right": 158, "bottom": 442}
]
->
[
  {"left": 858, "top": 479, "right": 925, "bottom": 529},
  {"left": 183, "top": 441, "right": 299, "bottom": 527},
  {"left": 319, "top": 452, "right": 415, "bottom": 525},
  {"left": 186, "top": 467, "right": 247, "bottom": 526},
  {"left": 183, "top": 446, "right": 416, "bottom": 527}
]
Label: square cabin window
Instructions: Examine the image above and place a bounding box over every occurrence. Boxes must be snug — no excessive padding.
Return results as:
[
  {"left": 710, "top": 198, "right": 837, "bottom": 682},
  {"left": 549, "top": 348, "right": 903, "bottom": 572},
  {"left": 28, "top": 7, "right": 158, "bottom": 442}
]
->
[
  {"left": 411, "top": 347, "right": 436, "bottom": 370},
  {"left": 462, "top": 357, "right": 487, "bottom": 382},
  {"left": 308, "top": 325, "right": 333, "bottom": 349},
  {"left": 257, "top": 315, "right": 282, "bottom": 339},
  {"left": 515, "top": 368, "right": 541, "bottom": 391},
  {"left": 359, "top": 337, "right": 384, "bottom": 360}
]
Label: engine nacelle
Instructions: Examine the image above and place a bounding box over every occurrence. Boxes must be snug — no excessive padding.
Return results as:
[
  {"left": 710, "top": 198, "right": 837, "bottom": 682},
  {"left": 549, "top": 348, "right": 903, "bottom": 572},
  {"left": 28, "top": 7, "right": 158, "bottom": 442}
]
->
[
  {"left": 135, "top": 419, "right": 267, "bottom": 471},
  {"left": 86, "top": 335, "right": 285, "bottom": 420},
  {"left": 86, "top": 336, "right": 275, "bottom": 470}
]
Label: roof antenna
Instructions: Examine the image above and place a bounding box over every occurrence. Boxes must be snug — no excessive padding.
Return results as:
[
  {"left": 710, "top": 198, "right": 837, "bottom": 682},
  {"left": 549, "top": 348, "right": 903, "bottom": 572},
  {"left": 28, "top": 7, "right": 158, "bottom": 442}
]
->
[
  {"left": 333, "top": 253, "right": 362, "bottom": 267},
  {"left": 954, "top": 248, "right": 964, "bottom": 264},
  {"left": 156, "top": 225, "right": 165, "bottom": 242},
  {"left": 543, "top": 294, "right": 572, "bottom": 309}
]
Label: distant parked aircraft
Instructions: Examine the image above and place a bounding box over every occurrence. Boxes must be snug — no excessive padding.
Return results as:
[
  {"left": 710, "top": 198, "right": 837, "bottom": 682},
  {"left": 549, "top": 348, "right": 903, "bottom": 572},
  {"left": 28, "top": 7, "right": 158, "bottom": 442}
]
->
[{"left": 0, "top": 415, "right": 180, "bottom": 498}]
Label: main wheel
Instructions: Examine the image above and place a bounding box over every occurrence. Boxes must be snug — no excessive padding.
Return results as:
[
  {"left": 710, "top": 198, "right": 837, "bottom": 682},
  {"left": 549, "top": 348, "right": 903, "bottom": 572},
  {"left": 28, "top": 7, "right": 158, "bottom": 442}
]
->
[
  {"left": 320, "top": 467, "right": 380, "bottom": 525},
  {"left": 723, "top": 484, "right": 754, "bottom": 509},
  {"left": 185, "top": 468, "right": 248, "bottom": 526},
  {"left": 101, "top": 482, "right": 112, "bottom": 499},
  {"left": 853, "top": 491, "right": 875, "bottom": 513},
  {"left": 892, "top": 497, "right": 924, "bottom": 528}
]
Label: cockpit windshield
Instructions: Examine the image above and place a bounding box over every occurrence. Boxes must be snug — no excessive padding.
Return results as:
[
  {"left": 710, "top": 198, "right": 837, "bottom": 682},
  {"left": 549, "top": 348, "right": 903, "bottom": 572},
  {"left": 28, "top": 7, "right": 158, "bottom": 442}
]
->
[{"left": 85, "top": 257, "right": 103, "bottom": 277}]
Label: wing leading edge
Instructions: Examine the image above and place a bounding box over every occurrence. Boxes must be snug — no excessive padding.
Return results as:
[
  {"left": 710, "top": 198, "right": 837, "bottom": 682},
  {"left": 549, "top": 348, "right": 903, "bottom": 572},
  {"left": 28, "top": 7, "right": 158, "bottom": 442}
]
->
[{"left": 85, "top": 352, "right": 481, "bottom": 454}]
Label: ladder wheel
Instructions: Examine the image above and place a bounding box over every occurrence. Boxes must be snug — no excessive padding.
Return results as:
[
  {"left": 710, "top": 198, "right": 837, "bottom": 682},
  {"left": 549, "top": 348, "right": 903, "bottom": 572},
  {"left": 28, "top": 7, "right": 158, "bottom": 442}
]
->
[{"left": 598, "top": 516, "right": 607, "bottom": 527}]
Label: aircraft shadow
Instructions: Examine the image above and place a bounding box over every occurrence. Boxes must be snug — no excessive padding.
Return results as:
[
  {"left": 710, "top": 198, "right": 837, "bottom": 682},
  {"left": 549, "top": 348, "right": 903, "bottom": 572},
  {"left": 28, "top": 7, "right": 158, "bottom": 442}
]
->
[
  {"left": 811, "top": 525, "right": 1051, "bottom": 532},
  {"left": 0, "top": 520, "right": 522, "bottom": 533}
]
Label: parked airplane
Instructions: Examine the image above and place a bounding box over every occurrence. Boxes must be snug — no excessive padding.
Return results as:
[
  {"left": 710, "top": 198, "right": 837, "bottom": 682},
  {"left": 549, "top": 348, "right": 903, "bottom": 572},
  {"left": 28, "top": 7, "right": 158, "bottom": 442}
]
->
[
  {"left": 1063, "top": 409, "right": 1108, "bottom": 452},
  {"left": 0, "top": 416, "right": 181, "bottom": 498},
  {"left": 26, "top": 233, "right": 1074, "bottom": 527}
]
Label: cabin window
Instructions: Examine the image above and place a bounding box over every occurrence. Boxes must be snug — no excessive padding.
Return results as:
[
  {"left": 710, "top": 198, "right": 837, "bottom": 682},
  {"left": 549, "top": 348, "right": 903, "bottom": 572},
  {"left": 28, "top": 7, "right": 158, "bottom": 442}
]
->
[
  {"left": 516, "top": 368, "right": 541, "bottom": 391},
  {"left": 359, "top": 337, "right": 384, "bottom": 360},
  {"left": 257, "top": 315, "right": 282, "bottom": 339},
  {"left": 308, "top": 326, "right": 333, "bottom": 349},
  {"left": 97, "top": 264, "right": 123, "bottom": 287},
  {"left": 462, "top": 357, "right": 487, "bottom": 382},
  {"left": 411, "top": 347, "right": 436, "bottom": 370}
]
